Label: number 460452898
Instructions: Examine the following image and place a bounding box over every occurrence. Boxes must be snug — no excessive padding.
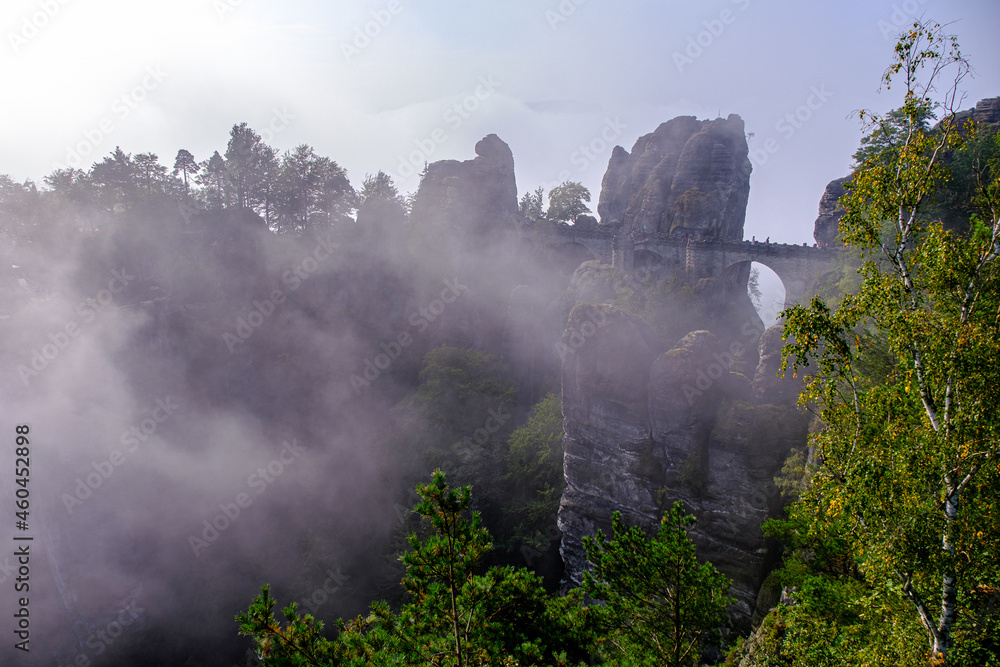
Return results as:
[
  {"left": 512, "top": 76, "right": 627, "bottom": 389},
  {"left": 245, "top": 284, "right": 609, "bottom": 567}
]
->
[{"left": 15, "top": 425, "right": 30, "bottom": 524}]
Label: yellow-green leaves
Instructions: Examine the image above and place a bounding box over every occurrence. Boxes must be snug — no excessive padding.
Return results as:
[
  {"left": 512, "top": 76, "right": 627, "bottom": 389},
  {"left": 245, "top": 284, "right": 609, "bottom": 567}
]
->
[{"left": 776, "top": 19, "right": 999, "bottom": 665}]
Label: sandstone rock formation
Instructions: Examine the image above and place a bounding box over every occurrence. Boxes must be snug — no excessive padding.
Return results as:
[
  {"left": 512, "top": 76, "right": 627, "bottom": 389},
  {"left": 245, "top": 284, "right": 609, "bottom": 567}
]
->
[
  {"left": 557, "top": 308, "right": 807, "bottom": 632},
  {"left": 812, "top": 176, "right": 849, "bottom": 248},
  {"left": 752, "top": 324, "right": 801, "bottom": 404},
  {"left": 597, "top": 115, "right": 752, "bottom": 240},
  {"left": 814, "top": 97, "right": 1000, "bottom": 248},
  {"left": 951, "top": 96, "right": 1000, "bottom": 129},
  {"left": 408, "top": 133, "right": 520, "bottom": 239},
  {"left": 557, "top": 304, "right": 659, "bottom": 592}
]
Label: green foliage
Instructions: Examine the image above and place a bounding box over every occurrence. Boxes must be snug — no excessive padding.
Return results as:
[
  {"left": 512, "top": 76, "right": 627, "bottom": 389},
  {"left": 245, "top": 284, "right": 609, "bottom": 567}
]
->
[
  {"left": 773, "top": 448, "right": 809, "bottom": 502},
  {"left": 408, "top": 347, "right": 517, "bottom": 507},
  {"left": 519, "top": 186, "right": 546, "bottom": 223},
  {"left": 236, "top": 584, "right": 337, "bottom": 667},
  {"left": 777, "top": 21, "right": 1000, "bottom": 665},
  {"left": 238, "top": 470, "right": 599, "bottom": 666},
  {"left": 91, "top": 146, "right": 136, "bottom": 209},
  {"left": 748, "top": 511, "right": 928, "bottom": 666},
  {"left": 197, "top": 150, "right": 229, "bottom": 209},
  {"left": 237, "top": 471, "right": 755, "bottom": 667},
  {"left": 271, "top": 144, "right": 355, "bottom": 235},
  {"left": 583, "top": 503, "right": 734, "bottom": 666},
  {"left": 852, "top": 106, "right": 934, "bottom": 167},
  {"left": 359, "top": 170, "right": 405, "bottom": 207},
  {"left": 225, "top": 122, "right": 279, "bottom": 213},
  {"left": 546, "top": 181, "right": 591, "bottom": 224},
  {"left": 392, "top": 352, "right": 567, "bottom": 575},
  {"left": 503, "top": 393, "right": 565, "bottom": 551},
  {"left": 677, "top": 450, "right": 707, "bottom": 496},
  {"left": 936, "top": 123, "right": 1000, "bottom": 232},
  {"left": 399, "top": 469, "right": 495, "bottom": 665},
  {"left": 172, "top": 148, "right": 200, "bottom": 192}
]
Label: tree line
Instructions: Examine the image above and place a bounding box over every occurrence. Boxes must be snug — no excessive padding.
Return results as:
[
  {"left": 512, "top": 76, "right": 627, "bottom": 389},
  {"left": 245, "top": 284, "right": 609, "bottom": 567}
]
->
[{"left": 2, "top": 122, "right": 595, "bottom": 251}]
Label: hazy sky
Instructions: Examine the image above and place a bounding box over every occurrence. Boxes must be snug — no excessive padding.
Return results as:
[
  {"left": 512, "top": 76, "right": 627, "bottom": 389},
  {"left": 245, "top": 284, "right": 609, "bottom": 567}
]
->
[{"left": 1, "top": 0, "right": 998, "bottom": 244}]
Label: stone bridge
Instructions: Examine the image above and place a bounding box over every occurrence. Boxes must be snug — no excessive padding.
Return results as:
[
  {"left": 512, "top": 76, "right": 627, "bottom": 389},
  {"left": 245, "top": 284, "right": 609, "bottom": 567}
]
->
[{"left": 521, "top": 226, "right": 839, "bottom": 309}]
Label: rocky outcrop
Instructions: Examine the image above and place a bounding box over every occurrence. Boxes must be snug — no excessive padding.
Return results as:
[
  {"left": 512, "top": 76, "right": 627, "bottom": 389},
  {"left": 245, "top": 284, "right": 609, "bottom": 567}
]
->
[
  {"left": 752, "top": 324, "right": 802, "bottom": 404},
  {"left": 813, "top": 176, "right": 849, "bottom": 248},
  {"left": 408, "top": 133, "right": 519, "bottom": 239},
  {"left": 558, "top": 313, "right": 808, "bottom": 632},
  {"left": 403, "top": 134, "right": 525, "bottom": 353},
  {"left": 558, "top": 304, "right": 659, "bottom": 590},
  {"left": 597, "top": 115, "right": 752, "bottom": 240},
  {"left": 815, "top": 97, "right": 1000, "bottom": 248},
  {"left": 951, "top": 96, "right": 1000, "bottom": 129}
]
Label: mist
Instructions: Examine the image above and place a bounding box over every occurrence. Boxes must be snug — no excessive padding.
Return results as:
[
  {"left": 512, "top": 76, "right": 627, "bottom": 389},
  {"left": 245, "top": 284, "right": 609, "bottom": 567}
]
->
[
  {"left": 0, "top": 121, "right": 643, "bottom": 664},
  {"left": 3, "top": 3, "right": 997, "bottom": 666}
]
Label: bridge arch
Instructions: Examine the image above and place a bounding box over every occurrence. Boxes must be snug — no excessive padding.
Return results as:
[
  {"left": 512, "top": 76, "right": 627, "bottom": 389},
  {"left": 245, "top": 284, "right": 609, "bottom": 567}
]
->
[
  {"left": 531, "top": 226, "right": 838, "bottom": 308},
  {"left": 551, "top": 241, "right": 598, "bottom": 277},
  {"left": 738, "top": 261, "right": 786, "bottom": 326},
  {"left": 719, "top": 247, "right": 830, "bottom": 309},
  {"left": 634, "top": 248, "right": 664, "bottom": 270}
]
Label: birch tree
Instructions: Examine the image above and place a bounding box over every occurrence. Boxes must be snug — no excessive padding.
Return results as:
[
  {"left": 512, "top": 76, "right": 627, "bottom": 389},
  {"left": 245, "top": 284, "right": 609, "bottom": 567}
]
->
[{"left": 781, "top": 21, "right": 1000, "bottom": 665}]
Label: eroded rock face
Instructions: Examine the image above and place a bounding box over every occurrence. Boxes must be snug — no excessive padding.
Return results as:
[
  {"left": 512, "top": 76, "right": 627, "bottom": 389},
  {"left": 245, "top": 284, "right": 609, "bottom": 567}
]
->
[
  {"left": 952, "top": 96, "right": 1000, "bottom": 128},
  {"left": 409, "top": 133, "right": 519, "bottom": 238},
  {"left": 752, "top": 324, "right": 802, "bottom": 404},
  {"left": 557, "top": 304, "right": 659, "bottom": 588},
  {"left": 558, "top": 315, "right": 807, "bottom": 632},
  {"left": 597, "top": 115, "right": 752, "bottom": 240},
  {"left": 814, "top": 98, "right": 1000, "bottom": 248},
  {"left": 813, "top": 176, "right": 849, "bottom": 248}
]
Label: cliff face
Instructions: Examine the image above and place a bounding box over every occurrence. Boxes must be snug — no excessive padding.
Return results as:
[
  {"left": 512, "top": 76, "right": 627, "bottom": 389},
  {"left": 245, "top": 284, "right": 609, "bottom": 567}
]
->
[
  {"left": 557, "top": 310, "right": 807, "bottom": 631},
  {"left": 405, "top": 134, "right": 524, "bottom": 353},
  {"left": 813, "top": 176, "right": 849, "bottom": 247},
  {"left": 557, "top": 114, "right": 808, "bottom": 633},
  {"left": 409, "top": 133, "right": 520, "bottom": 240},
  {"left": 814, "top": 97, "right": 1000, "bottom": 247},
  {"left": 952, "top": 96, "right": 1000, "bottom": 128},
  {"left": 597, "top": 115, "right": 752, "bottom": 240}
]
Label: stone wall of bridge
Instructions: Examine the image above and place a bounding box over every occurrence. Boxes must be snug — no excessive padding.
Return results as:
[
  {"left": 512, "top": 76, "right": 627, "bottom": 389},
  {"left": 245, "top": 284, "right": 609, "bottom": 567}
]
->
[{"left": 527, "top": 226, "right": 838, "bottom": 308}]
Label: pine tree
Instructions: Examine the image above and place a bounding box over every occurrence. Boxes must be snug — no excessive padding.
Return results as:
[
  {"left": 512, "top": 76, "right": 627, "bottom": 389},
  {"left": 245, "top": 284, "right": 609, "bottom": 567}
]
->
[{"left": 583, "top": 502, "right": 733, "bottom": 666}]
